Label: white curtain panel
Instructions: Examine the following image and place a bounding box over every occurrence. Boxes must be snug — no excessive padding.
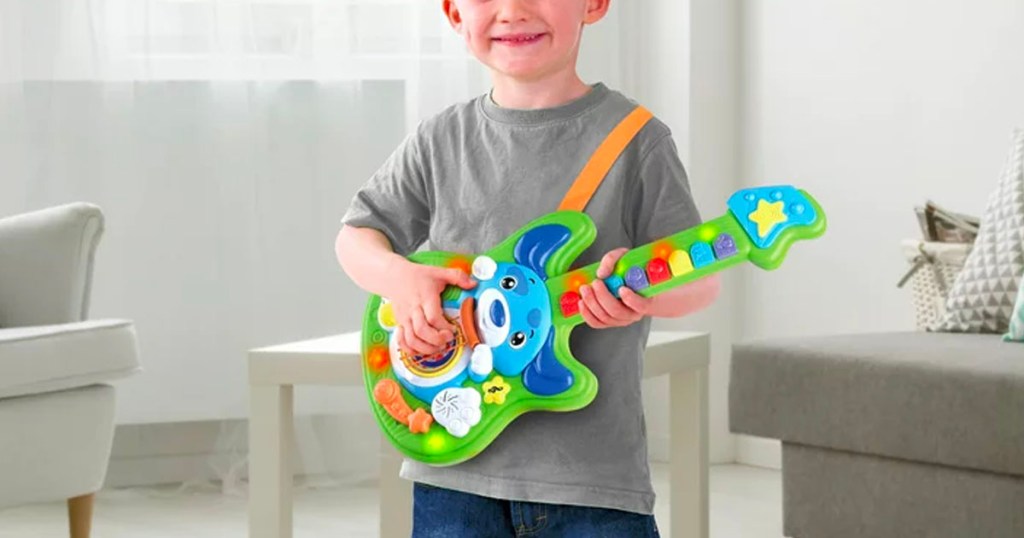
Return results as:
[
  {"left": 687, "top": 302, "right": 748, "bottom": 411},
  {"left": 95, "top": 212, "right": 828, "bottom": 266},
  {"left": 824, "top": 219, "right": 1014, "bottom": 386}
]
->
[{"left": 0, "top": 0, "right": 628, "bottom": 488}]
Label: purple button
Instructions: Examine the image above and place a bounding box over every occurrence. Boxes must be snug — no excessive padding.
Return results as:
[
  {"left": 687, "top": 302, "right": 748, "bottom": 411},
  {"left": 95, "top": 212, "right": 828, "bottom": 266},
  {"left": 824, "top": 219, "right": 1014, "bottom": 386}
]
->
[
  {"left": 625, "top": 266, "right": 649, "bottom": 291},
  {"left": 713, "top": 233, "right": 738, "bottom": 258}
]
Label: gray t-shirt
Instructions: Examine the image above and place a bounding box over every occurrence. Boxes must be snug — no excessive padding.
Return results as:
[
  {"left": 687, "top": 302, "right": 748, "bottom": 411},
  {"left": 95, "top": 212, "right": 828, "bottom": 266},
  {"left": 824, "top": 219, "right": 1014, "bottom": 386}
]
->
[{"left": 341, "top": 82, "right": 701, "bottom": 515}]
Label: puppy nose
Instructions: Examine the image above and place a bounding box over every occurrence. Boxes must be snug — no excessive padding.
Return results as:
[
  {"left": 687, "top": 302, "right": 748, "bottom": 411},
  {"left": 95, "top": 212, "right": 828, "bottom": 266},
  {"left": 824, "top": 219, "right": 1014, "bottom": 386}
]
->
[{"left": 489, "top": 300, "right": 507, "bottom": 327}]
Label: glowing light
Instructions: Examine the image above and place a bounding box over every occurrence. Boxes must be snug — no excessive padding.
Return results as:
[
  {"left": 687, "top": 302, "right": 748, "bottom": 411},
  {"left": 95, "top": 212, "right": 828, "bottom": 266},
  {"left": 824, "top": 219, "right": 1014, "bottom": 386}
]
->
[
  {"left": 367, "top": 347, "right": 390, "bottom": 372},
  {"left": 425, "top": 432, "right": 447, "bottom": 453},
  {"left": 447, "top": 257, "right": 472, "bottom": 275},
  {"left": 698, "top": 226, "right": 717, "bottom": 242},
  {"left": 653, "top": 241, "right": 674, "bottom": 260}
]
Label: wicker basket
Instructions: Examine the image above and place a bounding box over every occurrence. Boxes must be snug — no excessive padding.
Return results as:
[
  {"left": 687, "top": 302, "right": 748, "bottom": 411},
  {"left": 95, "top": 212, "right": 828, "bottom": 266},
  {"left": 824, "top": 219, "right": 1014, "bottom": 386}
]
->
[{"left": 899, "top": 239, "right": 973, "bottom": 331}]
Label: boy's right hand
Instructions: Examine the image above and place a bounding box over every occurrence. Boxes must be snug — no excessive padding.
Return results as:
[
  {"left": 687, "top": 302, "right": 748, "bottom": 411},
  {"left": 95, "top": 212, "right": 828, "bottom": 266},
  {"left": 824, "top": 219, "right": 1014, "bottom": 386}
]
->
[{"left": 387, "top": 258, "right": 477, "bottom": 357}]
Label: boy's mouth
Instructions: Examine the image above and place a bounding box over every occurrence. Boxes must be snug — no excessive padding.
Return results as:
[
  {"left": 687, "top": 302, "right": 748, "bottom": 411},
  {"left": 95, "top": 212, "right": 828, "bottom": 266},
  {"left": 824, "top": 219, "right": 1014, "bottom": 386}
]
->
[{"left": 492, "top": 33, "right": 546, "bottom": 46}]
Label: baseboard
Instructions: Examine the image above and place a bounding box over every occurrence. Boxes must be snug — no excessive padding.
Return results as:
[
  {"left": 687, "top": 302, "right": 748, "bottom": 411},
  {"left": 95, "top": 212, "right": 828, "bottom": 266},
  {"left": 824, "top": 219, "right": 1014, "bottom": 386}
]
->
[
  {"left": 735, "top": 434, "right": 781, "bottom": 470},
  {"left": 105, "top": 414, "right": 380, "bottom": 488}
]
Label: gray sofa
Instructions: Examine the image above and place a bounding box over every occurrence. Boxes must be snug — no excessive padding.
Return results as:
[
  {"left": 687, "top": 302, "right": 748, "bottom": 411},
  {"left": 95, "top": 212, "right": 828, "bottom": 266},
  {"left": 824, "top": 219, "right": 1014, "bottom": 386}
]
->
[{"left": 729, "top": 331, "right": 1024, "bottom": 538}]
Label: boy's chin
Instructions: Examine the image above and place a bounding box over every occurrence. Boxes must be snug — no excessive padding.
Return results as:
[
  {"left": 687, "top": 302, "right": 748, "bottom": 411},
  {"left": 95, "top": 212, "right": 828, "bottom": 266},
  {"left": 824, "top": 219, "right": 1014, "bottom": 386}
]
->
[{"left": 487, "top": 62, "right": 556, "bottom": 82}]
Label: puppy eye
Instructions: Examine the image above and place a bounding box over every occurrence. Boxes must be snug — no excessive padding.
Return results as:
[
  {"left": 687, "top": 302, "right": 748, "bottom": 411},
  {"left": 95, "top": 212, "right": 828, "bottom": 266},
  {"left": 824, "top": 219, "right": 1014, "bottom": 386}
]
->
[
  {"left": 500, "top": 276, "right": 517, "bottom": 290},
  {"left": 509, "top": 331, "right": 526, "bottom": 349}
]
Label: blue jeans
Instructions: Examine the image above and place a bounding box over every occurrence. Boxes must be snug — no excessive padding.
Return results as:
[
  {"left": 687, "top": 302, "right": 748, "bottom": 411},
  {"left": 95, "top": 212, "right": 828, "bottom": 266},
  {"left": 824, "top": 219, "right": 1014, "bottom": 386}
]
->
[{"left": 412, "top": 483, "right": 661, "bottom": 537}]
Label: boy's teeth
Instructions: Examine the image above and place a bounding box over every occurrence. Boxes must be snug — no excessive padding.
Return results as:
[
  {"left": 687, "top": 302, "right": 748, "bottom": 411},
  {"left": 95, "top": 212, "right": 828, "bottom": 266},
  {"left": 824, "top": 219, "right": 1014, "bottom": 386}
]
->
[{"left": 499, "top": 34, "right": 540, "bottom": 42}]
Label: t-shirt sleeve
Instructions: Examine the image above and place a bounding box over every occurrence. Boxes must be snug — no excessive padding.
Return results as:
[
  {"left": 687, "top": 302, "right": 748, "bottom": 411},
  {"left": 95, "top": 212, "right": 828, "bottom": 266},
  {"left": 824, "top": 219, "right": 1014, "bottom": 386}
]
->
[
  {"left": 340, "top": 131, "right": 432, "bottom": 256},
  {"left": 626, "top": 133, "right": 703, "bottom": 247}
]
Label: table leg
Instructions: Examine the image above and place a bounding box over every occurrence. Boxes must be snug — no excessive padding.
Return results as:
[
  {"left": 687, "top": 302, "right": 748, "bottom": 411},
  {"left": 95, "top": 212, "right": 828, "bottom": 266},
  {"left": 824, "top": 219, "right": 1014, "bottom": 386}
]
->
[
  {"left": 250, "top": 384, "right": 294, "bottom": 538},
  {"left": 670, "top": 366, "right": 709, "bottom": 538},
  {"left": 380, "top": 434, "right": 413, "bottom": 538}
]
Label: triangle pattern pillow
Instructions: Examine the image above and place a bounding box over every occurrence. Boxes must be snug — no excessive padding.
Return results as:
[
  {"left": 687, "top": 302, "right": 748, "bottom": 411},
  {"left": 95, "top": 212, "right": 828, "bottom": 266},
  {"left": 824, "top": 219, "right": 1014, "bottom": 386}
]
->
[
  {"left": 934, "top": 128, "right": 1024, "bottom": 333},
  {"left": 1006, "top": 274, "right": 1024, "bottom": 342}
]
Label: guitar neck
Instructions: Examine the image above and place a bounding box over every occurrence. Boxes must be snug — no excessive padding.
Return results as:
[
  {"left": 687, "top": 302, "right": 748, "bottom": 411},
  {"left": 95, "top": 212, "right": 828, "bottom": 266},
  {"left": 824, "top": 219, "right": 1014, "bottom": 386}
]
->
[
  {"left": 547, "top": 213, "right": 750, "bottom": 327},
  {"left": 546, "top": 186, "right": 826, "bottom": 327}
]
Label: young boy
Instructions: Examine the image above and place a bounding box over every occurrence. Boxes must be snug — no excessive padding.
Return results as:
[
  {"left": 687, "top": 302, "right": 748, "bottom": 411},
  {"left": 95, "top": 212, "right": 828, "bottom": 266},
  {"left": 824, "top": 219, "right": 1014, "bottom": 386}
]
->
[{"left": 336, "top": 0, "right": 720, "bottom": 535}]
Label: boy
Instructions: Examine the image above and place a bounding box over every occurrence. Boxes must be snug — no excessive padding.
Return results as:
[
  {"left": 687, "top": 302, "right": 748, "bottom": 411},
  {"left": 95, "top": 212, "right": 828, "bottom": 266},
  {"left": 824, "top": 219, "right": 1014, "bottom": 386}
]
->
[{"left": 336, "top": 0, "right": 720, "bottom": 535}]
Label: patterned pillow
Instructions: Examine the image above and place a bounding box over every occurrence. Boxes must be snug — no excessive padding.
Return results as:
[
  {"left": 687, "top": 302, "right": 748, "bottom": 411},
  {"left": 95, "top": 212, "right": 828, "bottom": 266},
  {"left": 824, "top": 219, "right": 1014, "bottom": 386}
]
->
[
  {"left": 1006, "top": 275, "right": 1024, "bottom": 342},
  {"left": 934, "top": 128, "right": 1024, "bottom": 333}
]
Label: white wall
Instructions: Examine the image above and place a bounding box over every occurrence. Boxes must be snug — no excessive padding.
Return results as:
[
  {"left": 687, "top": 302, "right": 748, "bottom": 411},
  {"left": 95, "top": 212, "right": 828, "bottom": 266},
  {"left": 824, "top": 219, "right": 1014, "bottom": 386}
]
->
[
  {"left": 737, "top": 0, "right": 1024, "bottom": 461},
  {"left": 0, "top": 81, "right": 409, "bottom": 424},
  {"left": 686, "top": 0, "right": 742, "bottom": 465},
  {"left": 1, "top": 0, "right": 494, "bottom": 426},
  {"left": 622, "top": 0, "right": 741, "bottom": 464},
  {"left": 741, "top": 0, "right": 1024, "bottom": 339}
]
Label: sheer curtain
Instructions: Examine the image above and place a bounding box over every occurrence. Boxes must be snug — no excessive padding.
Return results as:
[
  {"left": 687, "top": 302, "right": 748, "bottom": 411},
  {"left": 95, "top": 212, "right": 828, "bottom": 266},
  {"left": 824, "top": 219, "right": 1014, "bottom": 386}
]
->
[{"left": 0, "top": 0, "right": 634, "bottom": 491}]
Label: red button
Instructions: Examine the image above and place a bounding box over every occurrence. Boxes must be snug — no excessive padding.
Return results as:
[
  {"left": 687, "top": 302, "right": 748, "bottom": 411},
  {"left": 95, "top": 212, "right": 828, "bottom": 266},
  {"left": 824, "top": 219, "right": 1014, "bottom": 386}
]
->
[
  {"left": 647, "top": 258, "right": 671, "bottom": 284},
  {"left": 560, "top": 292, "right": 581, "bottom": 317}
]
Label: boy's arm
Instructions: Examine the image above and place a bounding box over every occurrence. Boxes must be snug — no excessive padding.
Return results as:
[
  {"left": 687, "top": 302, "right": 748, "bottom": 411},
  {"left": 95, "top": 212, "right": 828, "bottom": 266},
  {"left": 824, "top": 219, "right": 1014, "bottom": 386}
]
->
[
  {"left": 338, "top": 128, "right": 475, "bottom": 356},
  {"left": 334, "top": 224, "right": 410, "bottom": 298},
  {"left": 646, "top": 275, "right": 721, "bottom": 318},
  {"left": 581, "top": 248, "right": 720, "bottom": 328},
  {"left": 335, "top": 224, "right": 476, "bottom": 356}
]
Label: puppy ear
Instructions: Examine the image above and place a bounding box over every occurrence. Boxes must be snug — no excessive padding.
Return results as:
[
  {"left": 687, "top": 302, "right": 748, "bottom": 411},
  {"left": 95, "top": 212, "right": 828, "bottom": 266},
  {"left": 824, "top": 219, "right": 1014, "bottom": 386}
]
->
[
  {"left": 513, "top": 224, "right": 571, "bottom": 280},
  {"left": 521, "top": 331, "right": 573, "bottom": 396}
]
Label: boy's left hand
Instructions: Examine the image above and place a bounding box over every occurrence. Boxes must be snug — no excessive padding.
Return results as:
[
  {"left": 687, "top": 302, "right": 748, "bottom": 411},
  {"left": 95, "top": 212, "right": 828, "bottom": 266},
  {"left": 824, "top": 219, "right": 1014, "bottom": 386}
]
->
[{"left": 578, "top": 247, "right": 654, "bottom": 329}]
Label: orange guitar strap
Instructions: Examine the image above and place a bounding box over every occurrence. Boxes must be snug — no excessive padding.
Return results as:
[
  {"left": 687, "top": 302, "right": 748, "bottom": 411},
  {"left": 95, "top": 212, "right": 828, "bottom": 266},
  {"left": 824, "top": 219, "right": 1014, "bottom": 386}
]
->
[{"left": 558, "top": 105, "right": 654, "bottom": 212}]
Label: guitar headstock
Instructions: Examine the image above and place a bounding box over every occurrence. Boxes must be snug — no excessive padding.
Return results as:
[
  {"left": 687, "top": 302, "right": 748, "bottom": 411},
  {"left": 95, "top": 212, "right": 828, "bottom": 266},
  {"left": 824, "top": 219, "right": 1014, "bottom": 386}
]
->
[{"left": 727, "top": 186, "right": 826, "bottom": 270}]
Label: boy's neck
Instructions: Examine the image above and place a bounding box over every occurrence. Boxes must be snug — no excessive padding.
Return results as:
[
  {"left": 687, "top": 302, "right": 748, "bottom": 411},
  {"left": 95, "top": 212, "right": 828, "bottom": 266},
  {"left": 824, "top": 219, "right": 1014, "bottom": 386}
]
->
[{"left": 489, "top": 70, "right": 593, "bottom": 110}]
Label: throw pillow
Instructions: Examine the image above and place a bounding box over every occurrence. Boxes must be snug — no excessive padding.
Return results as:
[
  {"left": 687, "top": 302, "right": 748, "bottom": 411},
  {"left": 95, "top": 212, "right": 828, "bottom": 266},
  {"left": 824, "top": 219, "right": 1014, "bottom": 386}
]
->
[
  {"left": 934, "top": 128, "right": 1024, "bottom": 333},
  {"left": 1005, "top": 274, "right": 1024, "bottom": 342}
]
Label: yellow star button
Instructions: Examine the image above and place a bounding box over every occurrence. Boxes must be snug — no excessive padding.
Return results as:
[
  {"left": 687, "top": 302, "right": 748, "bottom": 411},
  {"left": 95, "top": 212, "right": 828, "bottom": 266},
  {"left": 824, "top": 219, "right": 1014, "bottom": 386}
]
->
[{"left": 748, "top": 199, "right": 788, "bottom": 238}]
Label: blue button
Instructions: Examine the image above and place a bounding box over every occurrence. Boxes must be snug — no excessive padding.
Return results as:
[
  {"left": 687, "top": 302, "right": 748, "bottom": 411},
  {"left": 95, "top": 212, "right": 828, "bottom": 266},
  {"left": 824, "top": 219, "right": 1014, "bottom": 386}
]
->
[
  {"left": 605, "top": 275, "right": 625, "bottom": 297},
  {"left": 690, "top": 243, "right": 715, "bottom": 268}
]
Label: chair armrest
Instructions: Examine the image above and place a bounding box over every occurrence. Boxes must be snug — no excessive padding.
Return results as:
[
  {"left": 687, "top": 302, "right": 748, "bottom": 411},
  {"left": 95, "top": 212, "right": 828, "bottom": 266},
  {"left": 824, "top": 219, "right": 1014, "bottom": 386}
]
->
[
  {"left": 0, "top": 203, "right": 104, "bottom": 327},
  {"left": 0, "top": 319, "right": 139, "bottom": 399}
]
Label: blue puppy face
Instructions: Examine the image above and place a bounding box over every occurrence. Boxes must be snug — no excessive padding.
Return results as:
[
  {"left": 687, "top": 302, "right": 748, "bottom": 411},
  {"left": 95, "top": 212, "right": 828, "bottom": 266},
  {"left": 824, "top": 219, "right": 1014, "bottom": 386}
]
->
[
  {"left": 472, "top": 262, "right": 551, "bottom": 376},
  {"left": 455, "top": 222, "right": 577, "bottom": 397}
]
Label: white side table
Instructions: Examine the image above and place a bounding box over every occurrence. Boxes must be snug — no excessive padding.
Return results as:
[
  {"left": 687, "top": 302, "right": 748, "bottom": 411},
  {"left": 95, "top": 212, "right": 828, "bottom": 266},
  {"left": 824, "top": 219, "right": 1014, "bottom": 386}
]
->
[{"left": 248, "top": 330, "right": 709, "bottom": 538}]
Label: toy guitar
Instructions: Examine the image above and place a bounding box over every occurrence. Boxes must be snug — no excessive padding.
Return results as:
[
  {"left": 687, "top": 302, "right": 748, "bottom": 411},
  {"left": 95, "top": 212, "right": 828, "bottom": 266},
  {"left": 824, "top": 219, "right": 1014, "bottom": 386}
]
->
[{"left": 361, "top": 185, "right": 826, "bottom": 466}]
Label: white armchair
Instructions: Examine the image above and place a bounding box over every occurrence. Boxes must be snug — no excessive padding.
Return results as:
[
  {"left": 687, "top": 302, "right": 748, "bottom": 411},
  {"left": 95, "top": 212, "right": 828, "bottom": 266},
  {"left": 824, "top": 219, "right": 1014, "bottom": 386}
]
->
[{"left": 0, "top": 203, "right": 140, "bottom": 537}]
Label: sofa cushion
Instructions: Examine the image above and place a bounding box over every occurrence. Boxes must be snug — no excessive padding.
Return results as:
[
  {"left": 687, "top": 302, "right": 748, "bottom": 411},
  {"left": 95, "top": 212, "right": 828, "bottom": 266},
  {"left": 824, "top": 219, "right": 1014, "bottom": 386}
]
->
[
  {"left": 730, "top": 332, "right": 1024, "bottom": 477},
  {"left": 935, "top": 128, "right": 1024, "bottom": 333},
  {"left": 0, "top": 319, "right": 139, "bottom": 399}
]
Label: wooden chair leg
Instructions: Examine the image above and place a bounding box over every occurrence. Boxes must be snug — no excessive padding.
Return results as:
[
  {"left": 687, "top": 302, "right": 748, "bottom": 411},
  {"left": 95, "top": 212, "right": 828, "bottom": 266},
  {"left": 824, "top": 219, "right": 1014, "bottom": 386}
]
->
[{"left": 68, "top": 493, "right": 95, "bottom": 538}]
